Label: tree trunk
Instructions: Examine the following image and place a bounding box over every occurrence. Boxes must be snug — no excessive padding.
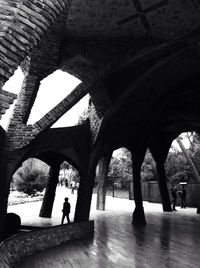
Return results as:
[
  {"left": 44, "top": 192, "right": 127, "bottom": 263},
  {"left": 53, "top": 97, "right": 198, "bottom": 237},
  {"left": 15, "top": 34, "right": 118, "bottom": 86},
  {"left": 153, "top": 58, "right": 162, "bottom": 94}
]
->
[{"left": 176, "top": 137, "right": 200, "bottom": 182}]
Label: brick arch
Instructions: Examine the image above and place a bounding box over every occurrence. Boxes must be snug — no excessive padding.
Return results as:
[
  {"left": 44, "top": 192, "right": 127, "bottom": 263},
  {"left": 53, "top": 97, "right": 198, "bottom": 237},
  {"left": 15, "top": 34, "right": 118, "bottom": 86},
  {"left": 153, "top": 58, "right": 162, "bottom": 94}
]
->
[
  {"left": 60, "top": 56, "right": 96, "bottom": 82},
  {"left": 0, "top": 0, "right": 71, "bottom": 86},
  {"left": 15, "top": 151, "right": 82, "bottom": 179},
  {"left": 16, "top": 42, "right": 170, "bottom": 146},
  {"left": 89, "top": 45, "right": 200, "bottom": 173},
  {"left": 19, "top": 124, "right": 91, "bottom": 175}
]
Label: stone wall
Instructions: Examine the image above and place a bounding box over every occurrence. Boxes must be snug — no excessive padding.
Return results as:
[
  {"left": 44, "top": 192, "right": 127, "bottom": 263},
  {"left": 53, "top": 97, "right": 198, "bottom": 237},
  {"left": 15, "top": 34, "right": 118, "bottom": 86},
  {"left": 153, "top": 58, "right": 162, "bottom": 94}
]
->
[{"left": 0, "top": 220, "right": 94, "bottom": 268}]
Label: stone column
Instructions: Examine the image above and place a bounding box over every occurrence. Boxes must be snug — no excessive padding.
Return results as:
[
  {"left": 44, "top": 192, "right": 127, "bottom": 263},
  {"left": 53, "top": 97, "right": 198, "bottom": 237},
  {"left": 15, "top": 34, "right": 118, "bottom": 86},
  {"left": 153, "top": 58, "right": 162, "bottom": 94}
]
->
[
  {"left": 156, "top": 160, "right": 172, "bottom": 212},
  {"left": 0, "top": 74, "right": 41, "bottom": 241},
  {"left": 0, "top": 151, "right": 20, "bottom": 241},
  {"left": 74, "top": 172, "right": 95, "bottom": 222},
  {"left": 96, "top": 152, "right": 112, "bottom": 210},
  {"left": 0, "top": 72, "right": 41, "bottom": 241},
  {"left": 8, "top": 74, "right": 40, "bottom": 127},
  {"left": 39, "top": 162, "right": 60, "bottom": 218},
  {"left": 131, "top": 147, "right": 147, "bottom": 225}
]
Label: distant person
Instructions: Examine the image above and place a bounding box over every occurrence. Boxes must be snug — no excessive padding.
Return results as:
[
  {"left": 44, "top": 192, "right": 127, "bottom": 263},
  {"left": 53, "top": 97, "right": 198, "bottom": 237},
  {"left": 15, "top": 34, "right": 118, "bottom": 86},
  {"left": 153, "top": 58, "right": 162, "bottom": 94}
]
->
[
  {"left": 61, "top": 197, "right": 71, "bottom": 224},
  {"left": 71, "top": 180, "right": 76, "bottom": 194},
  {"left": 76, "top": 181, "right": 80, "bottom": 191},
  {"left": 65, "top": 179, "right": 68, "bottom": 188},
  {"left": 171, "top": 186, "right": 177, "bottom": 211},
  {"left": 180, "top": 185, "right": 186, "bottom": 208}
]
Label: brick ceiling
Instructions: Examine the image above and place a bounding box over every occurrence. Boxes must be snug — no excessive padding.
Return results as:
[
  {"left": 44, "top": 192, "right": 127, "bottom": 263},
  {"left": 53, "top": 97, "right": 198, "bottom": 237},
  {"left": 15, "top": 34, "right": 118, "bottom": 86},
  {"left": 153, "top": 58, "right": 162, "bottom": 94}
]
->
[{"left": 65, "top": 0, "right": 200, "bottom": 40}]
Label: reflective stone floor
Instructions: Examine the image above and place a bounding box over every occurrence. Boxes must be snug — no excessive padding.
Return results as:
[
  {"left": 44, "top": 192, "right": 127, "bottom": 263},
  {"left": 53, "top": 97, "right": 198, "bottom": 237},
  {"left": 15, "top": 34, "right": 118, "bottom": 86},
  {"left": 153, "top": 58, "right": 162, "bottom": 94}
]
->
[{"left": 8, "top": 188, "right": 200, "bottom": 268}]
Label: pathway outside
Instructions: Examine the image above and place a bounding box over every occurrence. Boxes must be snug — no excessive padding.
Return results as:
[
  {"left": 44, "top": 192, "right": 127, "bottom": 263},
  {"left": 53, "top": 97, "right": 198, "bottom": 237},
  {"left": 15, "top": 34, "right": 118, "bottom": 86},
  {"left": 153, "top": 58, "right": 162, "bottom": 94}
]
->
[{"left": 7, "top": 186, "right": 200, "bottom": 268}]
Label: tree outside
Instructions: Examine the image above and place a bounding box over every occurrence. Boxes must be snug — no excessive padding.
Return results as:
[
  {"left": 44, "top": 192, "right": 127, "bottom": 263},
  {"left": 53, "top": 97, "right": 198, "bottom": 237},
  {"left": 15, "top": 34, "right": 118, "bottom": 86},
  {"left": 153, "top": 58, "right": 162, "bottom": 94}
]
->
[
  {"left": 107, "top": 132, "right": 200, "bottom": 186},
  {"left": 13, "top": 158, "right": 49, "bottom": 196}
]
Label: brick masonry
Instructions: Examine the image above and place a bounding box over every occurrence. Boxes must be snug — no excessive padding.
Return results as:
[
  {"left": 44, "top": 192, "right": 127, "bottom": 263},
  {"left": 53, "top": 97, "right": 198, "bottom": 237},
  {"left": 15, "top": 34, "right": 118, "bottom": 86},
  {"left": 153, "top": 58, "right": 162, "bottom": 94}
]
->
[
  {"left": 0, "top": 220, "right": 94, "bottom": 268},
  {"left": 0, "top": 0, "right": 71, "bottom": 84}
]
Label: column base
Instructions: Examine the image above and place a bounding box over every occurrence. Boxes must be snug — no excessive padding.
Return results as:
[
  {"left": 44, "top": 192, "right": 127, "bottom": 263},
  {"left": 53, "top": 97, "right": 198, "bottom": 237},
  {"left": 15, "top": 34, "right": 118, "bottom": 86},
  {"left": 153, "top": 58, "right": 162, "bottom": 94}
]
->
[
  {"left": 162, "top": 205, "right": 173, "bottom": 212},
  {"left": 132, "top": 206, "right": 146, "bottom": 225}
]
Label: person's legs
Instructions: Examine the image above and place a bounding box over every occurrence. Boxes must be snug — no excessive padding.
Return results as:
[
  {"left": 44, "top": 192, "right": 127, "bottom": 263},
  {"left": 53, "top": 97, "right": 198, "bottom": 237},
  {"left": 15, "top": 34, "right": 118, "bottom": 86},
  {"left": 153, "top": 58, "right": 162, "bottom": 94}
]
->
[
  {"left": 183, "top": 197, "right": 186, "bottom": 208},
  {"left": 181, "top": 198, "right": 184, "bottom": 208},
  {"left": 172, "top": 199, "right": 174, "bottom": 210},
  {"left": 174, "top": 198, "right": 177, "bottom": 210},
  {"left": 173, "top": 199, "right": 177, "bottom": 211},
  {"left": 67, "top": 214, "right": 70, "bottom": 223},
  {"left": 61, "top": 213, "right": 65, "bottom": 224}
]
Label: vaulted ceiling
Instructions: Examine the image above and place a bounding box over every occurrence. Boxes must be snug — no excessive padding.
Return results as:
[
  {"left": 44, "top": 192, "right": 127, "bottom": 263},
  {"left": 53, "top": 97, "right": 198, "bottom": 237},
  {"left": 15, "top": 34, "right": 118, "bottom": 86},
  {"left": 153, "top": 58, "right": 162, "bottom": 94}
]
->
[{"left": 65, "top": 0, "right": 200, "bottom": 40}]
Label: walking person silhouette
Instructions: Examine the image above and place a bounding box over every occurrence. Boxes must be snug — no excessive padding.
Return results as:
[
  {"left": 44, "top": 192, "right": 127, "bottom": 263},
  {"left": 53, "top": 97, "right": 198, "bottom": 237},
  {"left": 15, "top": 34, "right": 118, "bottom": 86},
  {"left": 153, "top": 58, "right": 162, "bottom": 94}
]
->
[
  {"left": 180, "top": 185, "right": 186, "bottom": 208},
  {"left": 61, "top": 197, "right": 71, "bottom": 224}
]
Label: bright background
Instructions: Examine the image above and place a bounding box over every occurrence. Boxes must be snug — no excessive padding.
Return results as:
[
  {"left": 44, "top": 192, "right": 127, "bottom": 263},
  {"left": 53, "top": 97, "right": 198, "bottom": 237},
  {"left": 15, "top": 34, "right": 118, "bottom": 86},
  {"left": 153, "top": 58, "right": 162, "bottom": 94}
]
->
[
  {"left": 1, "top": 68, "right": 89, "bottom": 130},
  {"left": 1, "top": 68, "right": 190, "bottom": 149}
]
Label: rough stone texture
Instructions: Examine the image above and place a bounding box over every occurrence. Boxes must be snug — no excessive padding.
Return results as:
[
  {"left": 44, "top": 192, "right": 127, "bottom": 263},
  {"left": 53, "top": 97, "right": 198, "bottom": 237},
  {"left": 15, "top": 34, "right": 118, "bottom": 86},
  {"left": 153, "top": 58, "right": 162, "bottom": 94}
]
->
[
  {"left": 0, "top": 0, "right": 71, "bottom": 83},
  {"left": 0, "top": 221, "right": 94, "bottom": 268},
  {"left": 0, "top": 90, "right": 17, "bottom": 119}
]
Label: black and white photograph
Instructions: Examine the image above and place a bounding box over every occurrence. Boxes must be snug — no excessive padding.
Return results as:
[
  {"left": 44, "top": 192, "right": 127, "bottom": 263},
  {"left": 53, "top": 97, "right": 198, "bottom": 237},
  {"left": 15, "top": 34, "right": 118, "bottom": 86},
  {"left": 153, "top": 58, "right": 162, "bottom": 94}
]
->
[{"left": 0, "top": 1, "right": 200, "bottom": 267}]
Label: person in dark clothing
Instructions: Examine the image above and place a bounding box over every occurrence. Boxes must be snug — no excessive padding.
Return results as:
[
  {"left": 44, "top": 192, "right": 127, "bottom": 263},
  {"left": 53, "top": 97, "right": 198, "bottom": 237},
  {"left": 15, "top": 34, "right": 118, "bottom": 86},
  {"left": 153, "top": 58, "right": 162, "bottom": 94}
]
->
[
  {"left": 171, "top": 186, "right": 177, "bottom": 211},
  {"left": 180, "top": 185, "right": 186, "bottom": 208},
  {"left": 61, "top": 197, "right": 71, "bottom": 224}
]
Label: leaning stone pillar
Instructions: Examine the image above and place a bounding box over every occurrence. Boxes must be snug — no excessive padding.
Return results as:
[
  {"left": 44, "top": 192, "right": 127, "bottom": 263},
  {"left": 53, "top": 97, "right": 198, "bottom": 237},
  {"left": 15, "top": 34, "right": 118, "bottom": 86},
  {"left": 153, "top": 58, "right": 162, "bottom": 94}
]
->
[
  {"left": 156, "top": 160, "right": 172, "bottom": 212},
  {"left": 74, "top": 172, "right": 95, "bottom": 222},
  {"left": 39, "top": 162, "right": 60, "bottom": 218},
  {"left": 0, "top": 166, "right": 10, "bottom": 241},
  {"left": 0, "top": 153, "right": 18, "bottom": 241},
  {"left": 96, "top": 152, "right": 112, "bottom": 210},
  {"left": 131, "top": 147, "right": 147, "bottom": 225},
  {"left": 8, "top": 74, "right": 40, "bottom": 126}
]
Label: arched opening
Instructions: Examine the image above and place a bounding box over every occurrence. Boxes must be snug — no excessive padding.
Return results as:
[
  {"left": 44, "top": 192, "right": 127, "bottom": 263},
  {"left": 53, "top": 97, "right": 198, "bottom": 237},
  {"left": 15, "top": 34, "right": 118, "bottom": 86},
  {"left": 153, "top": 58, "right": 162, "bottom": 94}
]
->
[
  {"left": 7, "top": 158, "right": 49, "bottom": 236},
  {"left": 108, "top": 147, "right": 132, "bottom": 199},
  {"left": 95, "top": 147, "right": 132, "bottom": 211},
  {"left": 165, "top": 132, "right": 200, "bottom": 210},
  {"left": 27, "top": 70, "right": 89, "bottom": 128},
  {"left": 127, "top": 132, "right": 200, "bottom": 210},
  {"left": 7, "top": 156, "right": 82, "bottom": 230},
  {"left": 10, "top": 158, "right": 49, "bottom": 199},
  {"left": 59, "top": 161, "right": 80, "bottom": 194}
]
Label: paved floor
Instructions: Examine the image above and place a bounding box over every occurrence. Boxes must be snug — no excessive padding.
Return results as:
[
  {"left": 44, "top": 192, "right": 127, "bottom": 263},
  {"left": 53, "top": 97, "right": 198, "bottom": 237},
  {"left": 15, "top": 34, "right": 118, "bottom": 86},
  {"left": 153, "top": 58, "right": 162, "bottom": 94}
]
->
[{"left": 8, "top": 187, "right": 200, "bottom": 268}]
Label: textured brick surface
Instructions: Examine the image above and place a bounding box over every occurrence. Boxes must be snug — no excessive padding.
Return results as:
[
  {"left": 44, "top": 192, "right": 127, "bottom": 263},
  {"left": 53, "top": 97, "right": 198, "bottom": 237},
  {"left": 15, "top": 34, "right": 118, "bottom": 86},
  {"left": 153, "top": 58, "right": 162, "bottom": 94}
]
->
[
  {"left": 0, "top": 0, "right": 71, "bottom": 83},
  {"left": 0, "top": 221, "right": 94, "bottom": 268}
]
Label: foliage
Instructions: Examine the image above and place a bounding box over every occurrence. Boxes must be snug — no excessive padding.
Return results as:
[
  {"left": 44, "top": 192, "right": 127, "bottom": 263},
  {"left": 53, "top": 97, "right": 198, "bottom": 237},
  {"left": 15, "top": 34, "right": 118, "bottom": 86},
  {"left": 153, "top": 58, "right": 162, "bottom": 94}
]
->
[
  {"left": 108, "top": 148, "right": 132, "bottom": 187},
  {"left": 68, "top": 166, "right": 80, "bottom": 183},
  {"left": 77, "top": 105, "right": 200, "bottom": 185},
  {"left": 13, "top": 158, "right": 49, "bottom": 196},
  {"left": 77, "top": 107, "right": 89, "bottom": 124},
  {"left": 108, "top": 142, "right": 195, "bottom": 185},
  {"left": 190, "top": 132, "right": 200, "bottom": 175},
  {"left": 165, "top": 151, "right": 192, "bottom": 182},
  {"left": 141, "top": 151, "right": 156, "bottom": 181},
  {"left": 77, "top": 99, "right": 103, "bottom": 141},
  {"left": 60, "top": 161, "right": 70, "bottom": 171}
]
